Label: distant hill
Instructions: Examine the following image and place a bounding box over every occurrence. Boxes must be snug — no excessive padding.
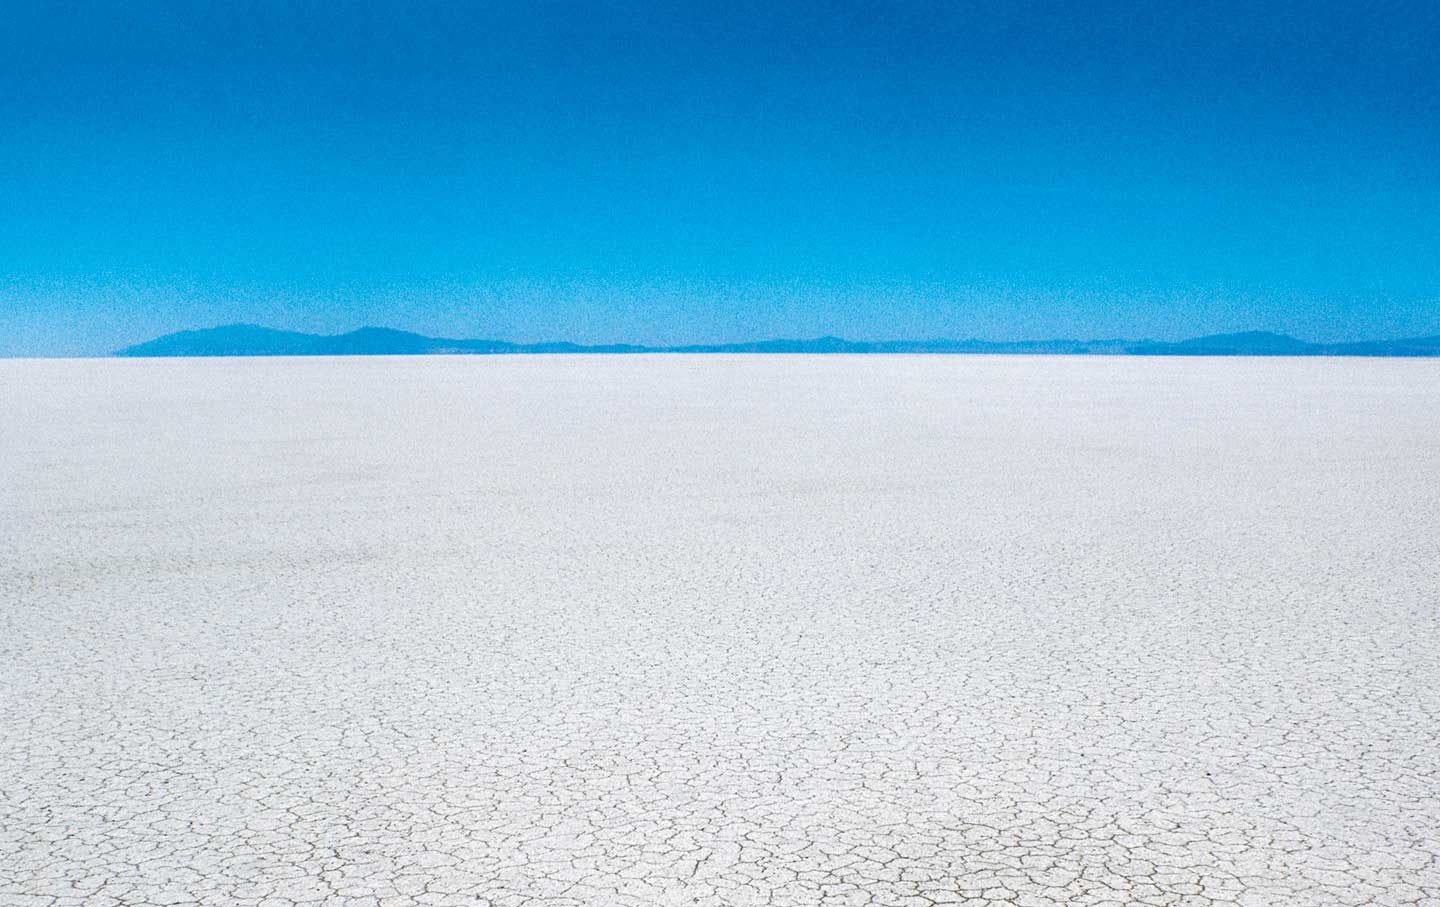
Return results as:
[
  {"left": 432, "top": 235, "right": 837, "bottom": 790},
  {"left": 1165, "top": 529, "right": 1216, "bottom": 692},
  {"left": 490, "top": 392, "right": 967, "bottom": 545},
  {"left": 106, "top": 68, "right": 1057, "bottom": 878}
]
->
[
  {"left": 115, "top": 325, "right": 1440, "bottom": 358},
  {"left": 119, "top": 324, "right": 327, "bottom": 357}
]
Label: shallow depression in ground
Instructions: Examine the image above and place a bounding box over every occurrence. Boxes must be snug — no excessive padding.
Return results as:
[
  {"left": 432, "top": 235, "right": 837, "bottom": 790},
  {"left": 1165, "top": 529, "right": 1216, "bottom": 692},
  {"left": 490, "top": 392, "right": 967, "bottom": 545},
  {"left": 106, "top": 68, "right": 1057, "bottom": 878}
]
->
[{"left": 2, "top": 355, "right": 1439, "bottom": 906}]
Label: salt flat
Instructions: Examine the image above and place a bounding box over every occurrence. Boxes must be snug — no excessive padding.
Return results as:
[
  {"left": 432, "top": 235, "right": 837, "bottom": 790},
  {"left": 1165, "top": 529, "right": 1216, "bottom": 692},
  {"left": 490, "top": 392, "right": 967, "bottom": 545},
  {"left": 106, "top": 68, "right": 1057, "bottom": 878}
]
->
[{"left": 2, "top": 355, "right": 1438, "bottom": 907}]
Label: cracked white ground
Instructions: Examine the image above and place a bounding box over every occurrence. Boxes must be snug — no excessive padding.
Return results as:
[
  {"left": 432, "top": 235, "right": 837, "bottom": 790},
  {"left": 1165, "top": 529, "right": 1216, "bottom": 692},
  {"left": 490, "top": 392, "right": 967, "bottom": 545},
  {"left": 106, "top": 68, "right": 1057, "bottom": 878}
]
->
[{"left": 3, "top": 355, "right": 1438, "bottom": 907}]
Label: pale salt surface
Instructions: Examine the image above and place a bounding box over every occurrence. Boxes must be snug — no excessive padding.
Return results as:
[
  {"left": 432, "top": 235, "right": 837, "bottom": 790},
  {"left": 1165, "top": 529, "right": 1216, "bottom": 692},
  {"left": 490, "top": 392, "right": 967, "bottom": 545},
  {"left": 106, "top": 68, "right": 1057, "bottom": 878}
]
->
[{"left": 2, "top": 355, "right": 1438, "bottom": 907}]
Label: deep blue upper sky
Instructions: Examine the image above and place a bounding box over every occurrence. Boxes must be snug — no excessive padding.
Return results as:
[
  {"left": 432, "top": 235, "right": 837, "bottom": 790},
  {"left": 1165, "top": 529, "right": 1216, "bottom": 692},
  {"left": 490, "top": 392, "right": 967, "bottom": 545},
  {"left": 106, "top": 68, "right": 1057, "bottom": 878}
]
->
[{"left": 3, "top": 1, "right": 1438, "bottom": 355}]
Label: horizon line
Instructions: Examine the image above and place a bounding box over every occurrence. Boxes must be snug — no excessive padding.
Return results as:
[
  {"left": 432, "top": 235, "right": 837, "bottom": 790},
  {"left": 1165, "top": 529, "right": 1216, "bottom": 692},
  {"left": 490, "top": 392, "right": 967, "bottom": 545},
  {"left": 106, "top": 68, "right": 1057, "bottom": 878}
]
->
[{"left": 43, "top": 323, "right": 1437, "bottom": 360}]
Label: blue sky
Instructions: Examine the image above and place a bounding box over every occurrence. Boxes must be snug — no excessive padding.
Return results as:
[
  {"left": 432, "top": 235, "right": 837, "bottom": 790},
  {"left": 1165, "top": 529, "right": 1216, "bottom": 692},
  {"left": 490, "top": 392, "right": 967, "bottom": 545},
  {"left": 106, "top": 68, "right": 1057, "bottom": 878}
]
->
[{"left": 3, "top": 1, "right": 1438, "bottom": 355}]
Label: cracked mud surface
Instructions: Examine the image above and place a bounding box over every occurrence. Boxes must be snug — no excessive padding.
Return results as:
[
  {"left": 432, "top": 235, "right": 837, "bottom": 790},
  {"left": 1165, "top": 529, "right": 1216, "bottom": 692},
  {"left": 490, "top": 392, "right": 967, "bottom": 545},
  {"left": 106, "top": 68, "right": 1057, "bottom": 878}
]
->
[{"left": 3, "top": 355, "right": 1439, "bottom": 907}]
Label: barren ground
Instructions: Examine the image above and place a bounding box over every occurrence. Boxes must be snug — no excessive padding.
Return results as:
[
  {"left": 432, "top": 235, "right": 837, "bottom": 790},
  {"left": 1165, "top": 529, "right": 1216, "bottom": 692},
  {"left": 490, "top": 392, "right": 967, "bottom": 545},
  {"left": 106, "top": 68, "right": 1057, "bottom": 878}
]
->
[{"left": 2, "top": 355, "right": 1438, "bottom": 906}]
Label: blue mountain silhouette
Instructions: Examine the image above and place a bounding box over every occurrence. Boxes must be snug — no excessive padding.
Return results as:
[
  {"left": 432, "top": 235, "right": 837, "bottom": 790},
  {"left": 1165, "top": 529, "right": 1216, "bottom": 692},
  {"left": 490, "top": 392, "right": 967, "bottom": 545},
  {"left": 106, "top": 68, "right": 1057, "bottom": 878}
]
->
[{"left": 116, "top": 325, "right": 1440, "bottom": 358}]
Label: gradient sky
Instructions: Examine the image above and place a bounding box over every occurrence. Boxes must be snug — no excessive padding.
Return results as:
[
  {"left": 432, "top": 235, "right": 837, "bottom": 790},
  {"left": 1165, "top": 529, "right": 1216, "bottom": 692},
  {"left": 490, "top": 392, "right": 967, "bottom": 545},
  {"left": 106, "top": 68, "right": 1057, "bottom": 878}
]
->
[{"left": 3, "top": 1, "right": 1438, "bottom": 355}]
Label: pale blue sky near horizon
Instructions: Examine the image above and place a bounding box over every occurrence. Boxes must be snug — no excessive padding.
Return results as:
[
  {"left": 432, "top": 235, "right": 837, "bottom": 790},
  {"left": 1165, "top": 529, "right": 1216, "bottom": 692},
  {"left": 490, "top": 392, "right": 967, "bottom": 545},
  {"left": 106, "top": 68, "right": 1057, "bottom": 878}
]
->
[{"left": 3, "top": 1, "right": 1438, "bottom": 356}]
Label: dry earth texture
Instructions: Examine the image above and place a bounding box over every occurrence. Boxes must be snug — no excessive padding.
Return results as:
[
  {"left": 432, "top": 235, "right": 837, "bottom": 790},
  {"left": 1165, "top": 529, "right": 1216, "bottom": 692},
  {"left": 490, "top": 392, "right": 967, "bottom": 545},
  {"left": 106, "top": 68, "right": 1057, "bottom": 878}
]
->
[{"left": 2, "top": 355, "right": 1438, "bottom": 907}]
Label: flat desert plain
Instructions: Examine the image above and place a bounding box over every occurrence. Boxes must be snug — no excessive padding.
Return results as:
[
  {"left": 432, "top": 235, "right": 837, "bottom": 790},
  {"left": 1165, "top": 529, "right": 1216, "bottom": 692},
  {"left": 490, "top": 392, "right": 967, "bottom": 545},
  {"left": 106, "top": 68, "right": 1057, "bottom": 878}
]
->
[{"left": 2, "top": 355, "right": 1439, "bottom": 907}]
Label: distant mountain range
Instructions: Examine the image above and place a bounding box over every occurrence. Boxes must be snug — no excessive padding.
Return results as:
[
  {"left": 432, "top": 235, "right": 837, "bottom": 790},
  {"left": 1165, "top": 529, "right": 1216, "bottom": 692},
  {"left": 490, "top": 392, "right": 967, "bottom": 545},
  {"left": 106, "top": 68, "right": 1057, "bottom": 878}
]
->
[{"left": 116, "top": 325, "right": 1440, "bottom": 358}]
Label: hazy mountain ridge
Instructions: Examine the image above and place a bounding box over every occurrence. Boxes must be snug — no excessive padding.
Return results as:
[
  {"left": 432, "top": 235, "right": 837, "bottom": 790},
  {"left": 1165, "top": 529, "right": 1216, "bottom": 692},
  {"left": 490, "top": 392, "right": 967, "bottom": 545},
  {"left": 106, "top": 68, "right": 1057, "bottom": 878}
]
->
[{"left": 116, "top": 324, "right": 1440, "bottom": 357}]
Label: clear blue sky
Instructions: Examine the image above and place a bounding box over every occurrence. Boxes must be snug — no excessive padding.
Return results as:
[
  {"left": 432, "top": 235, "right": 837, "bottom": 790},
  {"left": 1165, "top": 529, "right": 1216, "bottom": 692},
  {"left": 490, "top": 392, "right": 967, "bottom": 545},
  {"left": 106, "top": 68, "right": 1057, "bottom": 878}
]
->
[{"left": 3, "top": 1, "right": 1438, "bottom": 355}]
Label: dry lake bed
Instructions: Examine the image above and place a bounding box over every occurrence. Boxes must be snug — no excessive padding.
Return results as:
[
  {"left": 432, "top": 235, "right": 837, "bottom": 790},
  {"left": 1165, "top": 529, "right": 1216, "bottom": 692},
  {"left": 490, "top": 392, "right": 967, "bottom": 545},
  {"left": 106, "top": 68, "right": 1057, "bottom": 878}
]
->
[{"left": 2, "top": 355, "right": 1438, "bottom": 907}]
